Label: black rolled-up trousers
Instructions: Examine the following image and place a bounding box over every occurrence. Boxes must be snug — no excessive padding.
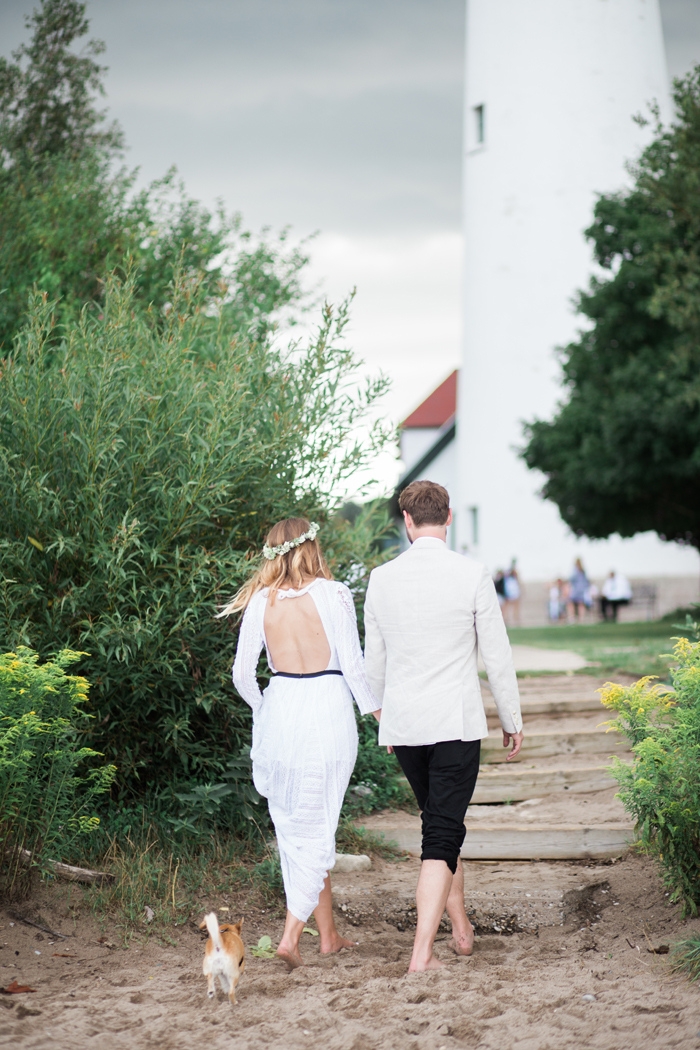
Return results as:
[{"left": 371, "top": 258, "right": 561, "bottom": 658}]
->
[{"left": 393, "top": 739, "right": 481, "bottom": 875}]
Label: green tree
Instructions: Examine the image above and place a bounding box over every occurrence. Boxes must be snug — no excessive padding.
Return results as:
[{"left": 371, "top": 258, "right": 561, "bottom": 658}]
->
[
  {"left": 0, "top": 1, "right": 396, "bottom": 835},
  {"left": 0, "top": 274, "right": 392, "bottom": 820},
  {"left": 0, "top": 0, "right": 126, "bottom": 343},
  {"left": 522, "top": 68, "right": 700, "bottom": 550},
  {"left": 0, "top": 0, "right": 121, "bottom": 162},
  {"left": 0, "top": 0, "right": 306, "bottom": 347}
]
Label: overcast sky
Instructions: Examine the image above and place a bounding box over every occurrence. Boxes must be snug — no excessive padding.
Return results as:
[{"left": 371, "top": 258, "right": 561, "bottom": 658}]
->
[{"left": 2, "top": 0, "right": 700, "bottom": 490}]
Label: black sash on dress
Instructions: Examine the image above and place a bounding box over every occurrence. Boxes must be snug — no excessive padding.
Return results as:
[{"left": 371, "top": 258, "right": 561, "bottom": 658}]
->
[{"left": 272, "top": 669, "right": 343, "bottom": 680}]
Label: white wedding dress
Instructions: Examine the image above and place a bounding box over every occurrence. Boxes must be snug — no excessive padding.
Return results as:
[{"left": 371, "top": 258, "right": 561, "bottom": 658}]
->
[{"left": 232, "top": 578, "right": 379, "bottom": 922}]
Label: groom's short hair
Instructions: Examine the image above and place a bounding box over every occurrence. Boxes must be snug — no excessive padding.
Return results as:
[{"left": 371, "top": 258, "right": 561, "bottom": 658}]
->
[{"left": 399, "top": 480, "right": 450, "bottom": 527}]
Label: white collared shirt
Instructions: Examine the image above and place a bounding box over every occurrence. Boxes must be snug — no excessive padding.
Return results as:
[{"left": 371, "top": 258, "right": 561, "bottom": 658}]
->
[
  {"left": 364, "top": 537, "right": 522, "bottom": 746},
  {"left": 602, "top": 573, "right": 632, "bottom": 601}
]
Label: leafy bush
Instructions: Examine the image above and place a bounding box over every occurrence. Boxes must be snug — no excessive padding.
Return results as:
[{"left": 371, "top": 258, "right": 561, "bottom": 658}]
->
[
  {"left": 167, "top": 749, "right": 262, "bottom": 838},
  {"left": 0, "top": 646, "right": 114, "bottom": 897},
  {"left": 344, "top": 714, "right": 415, "bottom": 818},
  {"left": 0, "top": 0, "right": 398, "bottom": 841},
  {"left": 0, "top": 273, "right": 391, "bottom": 823},
  {"left": 600, "top": 637, "right": 700, "bottom": 914}
]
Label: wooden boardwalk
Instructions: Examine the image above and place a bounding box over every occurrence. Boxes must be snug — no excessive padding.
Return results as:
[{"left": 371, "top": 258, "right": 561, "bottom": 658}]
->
[{"left": 361, "top": 674, "right": 637, "bottom": 860}]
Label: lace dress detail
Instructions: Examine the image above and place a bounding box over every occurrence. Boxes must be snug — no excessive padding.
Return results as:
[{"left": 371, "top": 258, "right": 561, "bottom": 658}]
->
[{"left": 231, "top": 578, "right": 380, "bottom": 921}]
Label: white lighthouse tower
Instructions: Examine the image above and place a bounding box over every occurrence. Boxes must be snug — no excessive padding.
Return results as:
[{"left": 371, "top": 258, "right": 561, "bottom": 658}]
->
[{"left": 457, "top": 0, "right": 699, "bottom": 583}]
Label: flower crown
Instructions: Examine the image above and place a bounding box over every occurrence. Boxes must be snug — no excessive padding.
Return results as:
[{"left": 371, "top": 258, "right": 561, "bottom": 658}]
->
[{"left": 262, "top": 522, "right": 320, "bottom": 561}]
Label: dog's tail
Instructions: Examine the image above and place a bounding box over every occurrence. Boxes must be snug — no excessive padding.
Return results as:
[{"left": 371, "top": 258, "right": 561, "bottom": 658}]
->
[{"left": 203, "top": 912, "right": 223, "bottom": 952}]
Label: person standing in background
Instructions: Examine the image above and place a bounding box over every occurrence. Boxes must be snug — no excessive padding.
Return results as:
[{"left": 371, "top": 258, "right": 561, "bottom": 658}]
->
[
  {"left": 548, "top": 578, "right": 568, "bottom": 623},
  {"left": 503, "top": 560, "right": 521, "bottom": 627},
  {"left": 568, "top": 559, "right": 591, "bottom": 621},
  {"left": 494, "top": 569, "right": 506, "bottom": 608}
]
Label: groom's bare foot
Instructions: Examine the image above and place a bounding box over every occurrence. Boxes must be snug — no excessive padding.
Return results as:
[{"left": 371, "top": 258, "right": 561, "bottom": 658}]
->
[
  {"left": 276, "top": 945, "right": 303, "bottom": 971},
  {"left": 320, "top": 933, "right": 358, "bottom": 955},
  {"left": 450, "top": 936, "right": 474, "bottom": 957},
  {"left": 450, "top": 920, "right": 475, "bottom": 956},
  {"left": 408, "top": 954, "right": 445, "bottom": 973}
]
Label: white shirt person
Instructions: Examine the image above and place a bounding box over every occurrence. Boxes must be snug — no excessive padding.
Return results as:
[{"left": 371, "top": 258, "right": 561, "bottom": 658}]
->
[
  {"left": 365, "top": 536, "right": 522, "bottom": 747},
  {"left": 601, "top": 570, "right": 633, "bottom": 621},
  {"left": 364, "top": 480, "right": 523, "bottom": 973}
]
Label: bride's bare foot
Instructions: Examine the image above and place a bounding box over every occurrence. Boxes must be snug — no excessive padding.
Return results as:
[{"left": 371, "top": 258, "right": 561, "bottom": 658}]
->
[
  {"left": 408, "top": 954, "right": 445, "bottom": 973},
  {"left": 276, "top": 945, "right": 303, "bottom": 971},
  {"left": 320, "top": 933, "right": 358, "bottom": 955}
]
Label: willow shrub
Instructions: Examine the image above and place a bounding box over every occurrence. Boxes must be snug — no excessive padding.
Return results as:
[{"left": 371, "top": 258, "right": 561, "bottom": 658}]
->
[
  {"left": 0, "top": 647, "right": 115, "bottom": 898},
  {"left": 600, "top": 637, "right": 700, "bottom": 914},
  {"left": 0, "top": 273, "right": 392, "bottom": 829}
]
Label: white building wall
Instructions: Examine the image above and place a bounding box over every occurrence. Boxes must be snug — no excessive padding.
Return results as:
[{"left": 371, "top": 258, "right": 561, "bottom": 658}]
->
[
  {"left": 458, "top": 0, "right": 700, "bottom": 581},
  {"left": 400, "top": 428, "right": 441, "bottom": 470},
  {"left": 421, "top": 438, "right": 459, "bottom": 550},
  {"left": 397, "top": 435, "right": 459, "bottom": 551}
]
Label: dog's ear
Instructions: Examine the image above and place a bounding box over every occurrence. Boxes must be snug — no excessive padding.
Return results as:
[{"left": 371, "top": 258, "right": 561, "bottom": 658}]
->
[{"left": 198, "top": 919, "right": 207, "bottom": 930}]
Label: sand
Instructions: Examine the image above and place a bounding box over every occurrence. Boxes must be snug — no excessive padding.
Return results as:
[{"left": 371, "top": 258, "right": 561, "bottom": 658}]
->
[{"left": 2, "top": 851, "right": 700, "bottom": 1050}]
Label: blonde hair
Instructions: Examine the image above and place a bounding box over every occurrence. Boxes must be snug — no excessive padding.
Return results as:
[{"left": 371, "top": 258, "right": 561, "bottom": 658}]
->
[{"left": 217, "top": 517, "right": 332, "bottom": 616}]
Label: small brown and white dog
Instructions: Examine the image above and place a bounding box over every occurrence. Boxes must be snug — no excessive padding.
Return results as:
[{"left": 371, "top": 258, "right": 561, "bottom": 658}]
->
[{"left": 199, "top": 913, "right": 245, "bottom": 1005}]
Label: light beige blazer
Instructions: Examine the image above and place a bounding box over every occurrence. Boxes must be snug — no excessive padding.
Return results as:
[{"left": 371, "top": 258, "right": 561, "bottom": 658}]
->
[{"left": 364, "top": 537, "right": 522, "bottom": 747}]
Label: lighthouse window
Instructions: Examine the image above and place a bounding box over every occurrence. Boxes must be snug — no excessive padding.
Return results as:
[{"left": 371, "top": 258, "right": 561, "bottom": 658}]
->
[{"left": 474, "top": 104, "right": 485, "bottom": 145}]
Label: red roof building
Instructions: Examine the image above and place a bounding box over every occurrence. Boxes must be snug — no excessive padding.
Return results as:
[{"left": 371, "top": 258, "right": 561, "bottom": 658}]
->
[
  {"left": 395, "top": 370, "right": 459, "bottom": 547},
  {"left": 398, "top": 369, "right": 458, "bottom": 505},
  {"left": 401, "top": 370, "right": 457, "bottom": 429}
]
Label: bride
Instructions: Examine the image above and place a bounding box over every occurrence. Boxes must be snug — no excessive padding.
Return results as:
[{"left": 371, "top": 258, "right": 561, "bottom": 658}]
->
[{"left": 220, "top": 517, "right": 381, "bottom": 969}]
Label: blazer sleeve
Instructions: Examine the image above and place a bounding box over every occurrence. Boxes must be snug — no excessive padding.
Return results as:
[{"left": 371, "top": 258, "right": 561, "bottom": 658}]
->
[
  {"left": 474, "top": 566, "right": 523, "bottom": 734},
  {"left": 363, "top": 572, "right": 387, "bottom": 706},
  {"left": 231, "top": 596, "right": 265, "bottom": 715},
  {"left": 334, "top": 584, "right": 381, "bottom": 715}
]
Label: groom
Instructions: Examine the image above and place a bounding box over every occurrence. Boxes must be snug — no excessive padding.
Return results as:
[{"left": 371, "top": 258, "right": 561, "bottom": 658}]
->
[{"left": 364, "top": 480, "right": 523, "bottom": 972}]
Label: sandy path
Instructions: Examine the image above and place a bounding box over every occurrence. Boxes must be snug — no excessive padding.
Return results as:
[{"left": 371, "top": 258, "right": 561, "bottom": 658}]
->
[{"left": 2, "top": 852, "right": 700, "bottom": 1050}]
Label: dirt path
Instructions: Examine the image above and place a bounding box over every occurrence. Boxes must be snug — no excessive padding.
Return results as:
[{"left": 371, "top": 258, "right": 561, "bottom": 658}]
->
[
  {"left": 3, "top": 673, "right": 699, "bottom": 1049},
  {"left": 2, "top": 851, "right": 700, "bottom": 1050}
]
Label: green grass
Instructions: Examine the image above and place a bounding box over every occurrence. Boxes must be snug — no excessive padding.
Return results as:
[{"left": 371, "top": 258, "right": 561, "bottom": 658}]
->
[
  {"left": 671, "top": 936, "right": 700, "bottom": 982},
  {"left": 508, "top": 618, "right": 694, "bottom": 679},
  {"left": 64, "top": 813, "right": 405, "bottom": 942},
  {"left": 78, "top": 824, "right": 282, "bottom": 933},
  {"left": 336, "top": 817, "right": 407, "bottom": 861}
]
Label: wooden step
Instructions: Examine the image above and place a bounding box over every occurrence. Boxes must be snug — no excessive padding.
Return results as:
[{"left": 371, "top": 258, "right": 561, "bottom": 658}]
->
[
  {"left": 380, "top": 822, "right": 635, "bottom": 860},
  {"left": 471, "top": 764, "right": 617, "bottom": 803},
  {"left": 481, "top": 729, "right": 629, "bottom": 763},
  {"left": 486, "top": 696, "right": 607, "bottom": 719}
]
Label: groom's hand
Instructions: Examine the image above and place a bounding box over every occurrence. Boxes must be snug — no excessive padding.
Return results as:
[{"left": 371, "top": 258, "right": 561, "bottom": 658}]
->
[
  {"left": 369, "top": 709, "right": 391, "bottom": 751},
  {"left": 503, "top": 730, "right": 524, "bottom": 761}
]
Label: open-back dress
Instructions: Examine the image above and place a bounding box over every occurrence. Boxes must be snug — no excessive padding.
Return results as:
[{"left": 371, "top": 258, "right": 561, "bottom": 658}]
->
[{"left": 232, "top": 578, "right": 379, "bottom": 921}]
